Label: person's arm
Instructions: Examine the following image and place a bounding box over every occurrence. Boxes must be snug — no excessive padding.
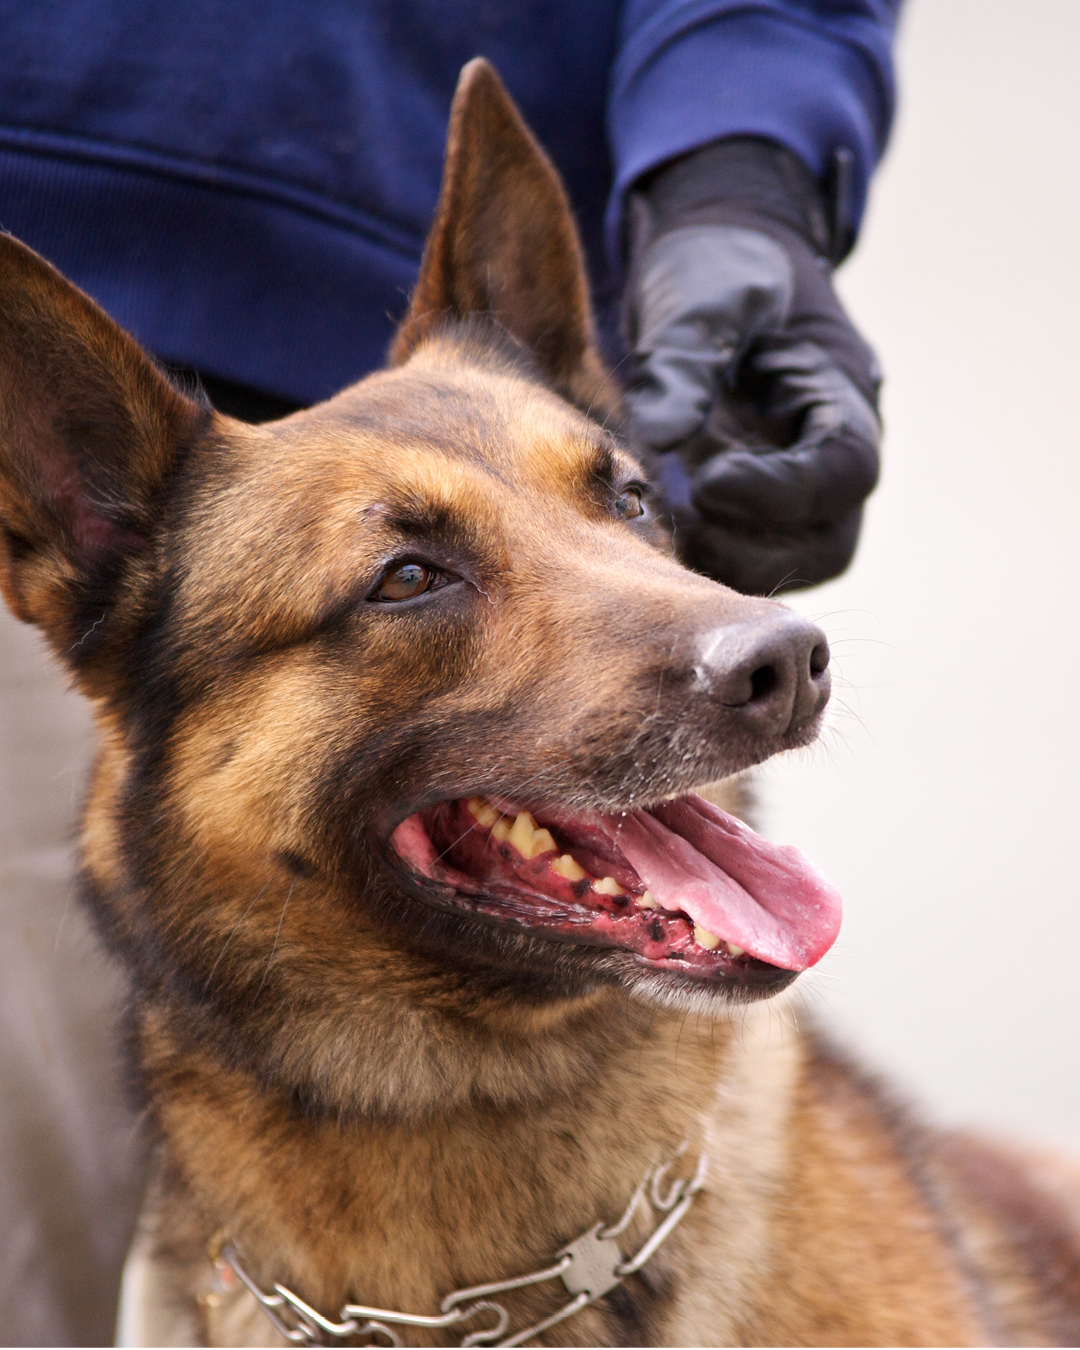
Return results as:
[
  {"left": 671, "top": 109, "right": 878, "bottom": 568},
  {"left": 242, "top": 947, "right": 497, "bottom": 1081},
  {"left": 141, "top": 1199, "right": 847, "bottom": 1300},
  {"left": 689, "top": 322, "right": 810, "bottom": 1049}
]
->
[{"left": 608, "top": 0, "right": 901, "bottom": 593}]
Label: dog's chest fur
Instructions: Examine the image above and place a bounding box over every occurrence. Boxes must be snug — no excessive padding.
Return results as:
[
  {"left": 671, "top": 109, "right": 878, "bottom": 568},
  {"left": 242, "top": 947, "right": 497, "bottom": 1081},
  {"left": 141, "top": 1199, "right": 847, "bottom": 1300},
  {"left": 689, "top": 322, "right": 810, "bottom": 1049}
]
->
[{"left": 120, "top": 1004, "right": 989, "bottom": 1347}]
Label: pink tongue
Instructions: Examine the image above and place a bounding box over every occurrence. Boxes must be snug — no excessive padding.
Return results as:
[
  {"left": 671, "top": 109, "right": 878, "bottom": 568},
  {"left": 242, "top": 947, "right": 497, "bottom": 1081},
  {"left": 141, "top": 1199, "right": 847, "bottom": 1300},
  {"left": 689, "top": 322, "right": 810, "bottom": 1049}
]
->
[{"left": 602, "top": 794, "right": 841, "bottom": 971}]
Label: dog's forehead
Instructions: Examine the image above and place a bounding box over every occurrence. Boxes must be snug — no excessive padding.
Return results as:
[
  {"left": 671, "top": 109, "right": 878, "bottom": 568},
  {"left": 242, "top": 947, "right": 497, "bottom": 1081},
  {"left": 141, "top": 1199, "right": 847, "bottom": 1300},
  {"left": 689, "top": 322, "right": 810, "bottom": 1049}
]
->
[
  {"left": 182, "top": 356, "right": 640, "bottom": 625},
  {"left": 264, "top": 354, "right": 633, "bottom": 512}
]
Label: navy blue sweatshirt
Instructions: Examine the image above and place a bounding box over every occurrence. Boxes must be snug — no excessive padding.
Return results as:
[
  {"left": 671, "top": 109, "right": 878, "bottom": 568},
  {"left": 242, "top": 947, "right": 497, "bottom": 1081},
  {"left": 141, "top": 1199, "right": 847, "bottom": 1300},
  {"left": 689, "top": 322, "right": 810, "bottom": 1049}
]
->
[{"left": 0, "top": 1, "right": 899, "bottom": 404}]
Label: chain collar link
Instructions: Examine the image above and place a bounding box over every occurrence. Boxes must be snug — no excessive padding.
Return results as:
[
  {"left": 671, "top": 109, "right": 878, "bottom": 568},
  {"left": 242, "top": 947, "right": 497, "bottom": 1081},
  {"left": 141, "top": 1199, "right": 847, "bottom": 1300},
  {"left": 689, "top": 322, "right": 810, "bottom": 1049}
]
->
[{"left": 215, "top": 1149, "right": 707, "bottom": 1347}]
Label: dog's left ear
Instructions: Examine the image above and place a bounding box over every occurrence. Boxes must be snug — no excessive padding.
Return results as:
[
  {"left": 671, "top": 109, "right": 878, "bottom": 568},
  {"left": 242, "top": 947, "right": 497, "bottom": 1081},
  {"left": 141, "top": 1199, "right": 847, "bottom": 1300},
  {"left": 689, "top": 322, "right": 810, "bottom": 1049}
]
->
[
  {"left": 0, "top": 233, "right": 206, "bottom": 658},
  {"left": 390, "top": 58, "right": 613, "bottom": 415}
]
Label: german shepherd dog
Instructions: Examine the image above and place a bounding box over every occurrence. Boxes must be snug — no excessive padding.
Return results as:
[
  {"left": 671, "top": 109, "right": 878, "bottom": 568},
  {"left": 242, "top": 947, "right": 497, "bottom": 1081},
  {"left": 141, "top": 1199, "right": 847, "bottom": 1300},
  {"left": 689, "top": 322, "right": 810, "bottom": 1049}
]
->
[{"left": 2, "top": 58, "right": 1079, "bottom": 1347}]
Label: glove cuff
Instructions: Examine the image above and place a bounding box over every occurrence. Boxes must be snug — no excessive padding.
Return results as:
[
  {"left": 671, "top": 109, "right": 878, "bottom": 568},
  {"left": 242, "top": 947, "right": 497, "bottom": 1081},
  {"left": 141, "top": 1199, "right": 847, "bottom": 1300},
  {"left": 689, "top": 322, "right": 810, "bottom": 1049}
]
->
[{"left": 633, "top": 137, "right": 855, "bottom": 266}]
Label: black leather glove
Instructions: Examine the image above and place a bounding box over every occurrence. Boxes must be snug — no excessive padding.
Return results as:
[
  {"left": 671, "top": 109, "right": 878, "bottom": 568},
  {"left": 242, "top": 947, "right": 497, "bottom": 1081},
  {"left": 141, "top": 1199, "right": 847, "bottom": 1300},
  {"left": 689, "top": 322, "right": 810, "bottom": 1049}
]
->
[{"left": 624, "top": 138, "right": 881, "bottom": 595}]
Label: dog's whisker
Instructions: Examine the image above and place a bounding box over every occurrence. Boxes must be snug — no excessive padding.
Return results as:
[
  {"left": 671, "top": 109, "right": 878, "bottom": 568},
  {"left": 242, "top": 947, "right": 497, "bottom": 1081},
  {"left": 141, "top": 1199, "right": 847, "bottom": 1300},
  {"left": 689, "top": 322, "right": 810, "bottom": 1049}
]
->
[
  {"left": 581, "top": 349, "right": 635, "bottom": 431},
  {"left": 253, "top": 878, "right": 297, "bottom": 1003},
  {"left": 819, "top": 635, "right": 893, "bottom": 649},
  {"left": 202, "top": 884, "right": 270, "bottom": 996}
]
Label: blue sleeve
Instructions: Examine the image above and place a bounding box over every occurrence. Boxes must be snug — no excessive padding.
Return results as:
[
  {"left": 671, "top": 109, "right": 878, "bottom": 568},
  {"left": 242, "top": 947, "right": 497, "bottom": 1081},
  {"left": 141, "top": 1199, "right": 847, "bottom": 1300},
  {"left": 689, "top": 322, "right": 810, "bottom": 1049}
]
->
[{"left": 606, "top": 0, "right": 902, "bottom": 263}]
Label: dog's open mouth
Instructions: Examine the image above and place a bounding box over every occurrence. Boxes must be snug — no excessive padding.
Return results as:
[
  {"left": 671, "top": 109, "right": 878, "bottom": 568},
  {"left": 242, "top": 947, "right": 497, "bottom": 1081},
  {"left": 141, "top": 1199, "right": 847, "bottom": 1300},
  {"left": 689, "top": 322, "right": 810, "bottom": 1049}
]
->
[{"left": 389, "top": 792, "right": 841, "bottom": 980}]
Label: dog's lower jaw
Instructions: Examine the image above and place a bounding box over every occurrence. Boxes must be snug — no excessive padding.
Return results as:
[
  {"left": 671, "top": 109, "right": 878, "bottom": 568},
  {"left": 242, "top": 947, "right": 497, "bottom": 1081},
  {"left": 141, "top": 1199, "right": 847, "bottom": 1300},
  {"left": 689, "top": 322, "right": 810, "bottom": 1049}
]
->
[
  {"left": 136, "top": 936, "right": 658, "bottom": 1123},
  {"left": 622, "top": 962, "right": 799, "bottom": 1017},
  {"left": 372, "top": 878, "right": 801, "bottom": 1019}
]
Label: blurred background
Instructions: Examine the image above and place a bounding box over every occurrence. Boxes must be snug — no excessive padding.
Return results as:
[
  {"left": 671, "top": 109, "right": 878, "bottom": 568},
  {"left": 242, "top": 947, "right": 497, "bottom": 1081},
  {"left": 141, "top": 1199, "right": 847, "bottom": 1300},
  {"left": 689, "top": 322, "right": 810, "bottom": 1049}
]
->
[
  {"left": 768, "top": 0, "right": 1080, "bottom": 1149},
  {"left": 1, "top": 0, "right": 1079, "bottom": 1343}
]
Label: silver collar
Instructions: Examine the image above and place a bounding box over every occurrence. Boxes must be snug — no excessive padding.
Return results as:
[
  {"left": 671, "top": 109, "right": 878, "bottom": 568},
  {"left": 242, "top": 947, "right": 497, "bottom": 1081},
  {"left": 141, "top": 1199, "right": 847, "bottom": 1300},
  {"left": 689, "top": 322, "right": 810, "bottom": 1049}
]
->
[{"left": 218, "top": 1149, "right": 708, "bottom": 1347}]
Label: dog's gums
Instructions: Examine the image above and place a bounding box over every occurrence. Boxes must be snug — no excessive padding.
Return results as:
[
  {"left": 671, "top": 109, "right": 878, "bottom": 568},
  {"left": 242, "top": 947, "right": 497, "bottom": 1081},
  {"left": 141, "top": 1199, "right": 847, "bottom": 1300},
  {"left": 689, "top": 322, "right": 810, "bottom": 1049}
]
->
[{"left": 389, "top": 790, "right": 841, "bottom": 980}]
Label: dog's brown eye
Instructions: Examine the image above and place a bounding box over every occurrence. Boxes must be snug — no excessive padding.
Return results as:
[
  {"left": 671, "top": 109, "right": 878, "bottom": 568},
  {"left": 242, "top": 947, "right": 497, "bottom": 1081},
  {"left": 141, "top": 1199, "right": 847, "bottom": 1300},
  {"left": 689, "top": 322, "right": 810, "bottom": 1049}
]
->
[
  {"left": 615, "top": 489, "right": 644, "bottom": 520},
  {"left": 372, "top": 562, "right": 437, "bottom": 602}
]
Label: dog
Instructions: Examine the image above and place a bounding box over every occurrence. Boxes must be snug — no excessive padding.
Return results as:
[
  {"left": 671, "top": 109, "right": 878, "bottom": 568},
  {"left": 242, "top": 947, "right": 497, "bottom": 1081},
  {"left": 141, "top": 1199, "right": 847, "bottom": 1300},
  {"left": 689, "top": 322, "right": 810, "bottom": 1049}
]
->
[{"left": 1, "top": 57, "right": 1079, "bottom": 1347}]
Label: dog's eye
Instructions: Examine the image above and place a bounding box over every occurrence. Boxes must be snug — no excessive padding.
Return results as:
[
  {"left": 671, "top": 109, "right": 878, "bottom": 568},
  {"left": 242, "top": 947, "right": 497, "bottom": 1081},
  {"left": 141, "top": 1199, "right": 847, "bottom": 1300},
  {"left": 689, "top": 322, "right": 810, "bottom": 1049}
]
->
[
  {"left": 614, "top": 488, "right": 645, "bottom": 520},
  {"left": 371, "top": 562, "right": 440, "bottom": 602}
]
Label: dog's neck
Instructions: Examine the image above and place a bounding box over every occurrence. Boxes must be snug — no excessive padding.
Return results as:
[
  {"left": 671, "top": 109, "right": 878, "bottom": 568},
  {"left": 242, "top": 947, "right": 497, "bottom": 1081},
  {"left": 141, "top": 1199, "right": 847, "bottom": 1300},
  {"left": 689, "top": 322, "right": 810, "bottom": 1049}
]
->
[{"left": 139, "top": 992, "right": 798, "bottom": 1334}]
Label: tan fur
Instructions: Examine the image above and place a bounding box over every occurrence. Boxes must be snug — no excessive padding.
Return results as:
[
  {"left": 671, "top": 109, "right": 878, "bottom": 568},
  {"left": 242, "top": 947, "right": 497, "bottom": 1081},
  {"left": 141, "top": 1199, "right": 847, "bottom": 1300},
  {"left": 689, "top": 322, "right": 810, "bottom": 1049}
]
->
[
  {"left": 126, "top": 1005, "right": 994, "bottom": 1347},
  {"left": 0, "top": 59, "right": 1077, "bottom": 1348}
]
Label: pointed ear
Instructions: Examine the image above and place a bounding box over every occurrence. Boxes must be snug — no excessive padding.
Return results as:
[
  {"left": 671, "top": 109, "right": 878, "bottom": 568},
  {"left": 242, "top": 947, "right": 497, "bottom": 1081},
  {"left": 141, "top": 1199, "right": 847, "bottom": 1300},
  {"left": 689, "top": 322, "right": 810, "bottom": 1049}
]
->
[
  {"left": 0, "top": 233, "right": 206, "bottom": 658},
  {"left": 390, "top": 58, "right": 613, "bottom": 414}
]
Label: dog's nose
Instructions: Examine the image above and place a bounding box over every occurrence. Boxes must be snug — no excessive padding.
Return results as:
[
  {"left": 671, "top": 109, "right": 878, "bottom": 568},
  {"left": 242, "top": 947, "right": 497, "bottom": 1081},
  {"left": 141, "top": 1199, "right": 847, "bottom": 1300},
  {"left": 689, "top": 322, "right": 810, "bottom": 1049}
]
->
[{"left": 695, "top": 612, "right": 831, "bottom": 737}]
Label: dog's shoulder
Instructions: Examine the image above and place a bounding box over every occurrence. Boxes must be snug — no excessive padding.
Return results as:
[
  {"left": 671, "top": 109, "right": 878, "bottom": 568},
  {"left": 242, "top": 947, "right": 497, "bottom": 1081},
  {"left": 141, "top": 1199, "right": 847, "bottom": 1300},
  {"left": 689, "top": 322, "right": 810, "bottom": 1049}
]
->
[
  {"left": 710, "top": 1029, "right": 985, "bottom": 1344},
  {"left": 772, "top": 1032, "right": 1080, "bottom": 1345},
  {"left": 928, "top": 1128, "right": 1080, "bottom": 1345}
]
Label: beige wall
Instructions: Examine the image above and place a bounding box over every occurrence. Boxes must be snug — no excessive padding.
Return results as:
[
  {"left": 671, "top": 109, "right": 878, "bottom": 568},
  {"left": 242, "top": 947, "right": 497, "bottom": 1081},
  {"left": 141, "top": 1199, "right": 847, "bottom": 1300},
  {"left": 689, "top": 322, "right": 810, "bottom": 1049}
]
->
[{"left": 772, "top": 0, "right": 1080, "bottom": 1148}]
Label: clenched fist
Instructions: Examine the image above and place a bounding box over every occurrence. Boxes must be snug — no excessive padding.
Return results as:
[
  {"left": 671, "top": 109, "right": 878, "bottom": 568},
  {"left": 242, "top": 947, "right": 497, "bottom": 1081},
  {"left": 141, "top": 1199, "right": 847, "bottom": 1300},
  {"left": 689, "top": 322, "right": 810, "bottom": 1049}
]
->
[{"left": 626, "top": 138, "right": 881, "bottom": 595}]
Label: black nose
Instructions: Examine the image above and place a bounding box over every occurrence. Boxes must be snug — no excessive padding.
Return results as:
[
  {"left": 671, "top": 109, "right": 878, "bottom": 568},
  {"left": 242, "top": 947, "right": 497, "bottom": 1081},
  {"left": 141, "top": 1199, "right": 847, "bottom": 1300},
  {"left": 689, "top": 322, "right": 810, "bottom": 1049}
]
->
[{"left": 696, "top": 612, "right": 831, "bottom": 738}]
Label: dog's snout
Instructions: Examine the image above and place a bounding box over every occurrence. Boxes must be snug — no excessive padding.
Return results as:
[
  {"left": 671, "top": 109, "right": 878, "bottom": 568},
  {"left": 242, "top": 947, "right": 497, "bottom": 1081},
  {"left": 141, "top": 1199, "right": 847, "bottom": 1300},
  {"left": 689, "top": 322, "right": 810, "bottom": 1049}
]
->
[{"left": 696, "top": 612, "right": 831, "bottom": 737}]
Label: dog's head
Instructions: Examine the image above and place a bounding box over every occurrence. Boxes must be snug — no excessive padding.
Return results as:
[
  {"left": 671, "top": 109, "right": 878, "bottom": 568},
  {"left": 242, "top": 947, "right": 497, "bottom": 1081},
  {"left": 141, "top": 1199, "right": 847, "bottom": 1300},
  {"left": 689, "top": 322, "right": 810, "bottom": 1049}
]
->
[{"left": 0, "top": 61, "right": 836, "bottom": 1115}]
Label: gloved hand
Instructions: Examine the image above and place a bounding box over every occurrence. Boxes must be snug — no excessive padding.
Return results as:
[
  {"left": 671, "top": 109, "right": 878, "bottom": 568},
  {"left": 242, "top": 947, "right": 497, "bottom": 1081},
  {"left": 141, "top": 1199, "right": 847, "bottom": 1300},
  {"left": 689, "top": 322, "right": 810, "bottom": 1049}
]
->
[{"left": 624, "top": 138, "right": 881, "bottom": 595}]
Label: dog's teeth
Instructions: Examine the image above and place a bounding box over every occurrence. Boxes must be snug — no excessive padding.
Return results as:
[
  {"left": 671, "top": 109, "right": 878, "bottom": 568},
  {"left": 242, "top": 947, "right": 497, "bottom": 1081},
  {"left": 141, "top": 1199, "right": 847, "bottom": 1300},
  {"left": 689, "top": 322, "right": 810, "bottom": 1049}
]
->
[
  {"left": 508, "top": 810, "right": 541, "bottom": 857},
  {"left": 636, "top": 890, "right": 659, "bottom": 908},
  {"left": 593, "top": 876, "right": 625, "bottom": 896},
  {"left": 467, "top": 797, "right": 501, "bottom": 828},
  {"left": 529, "top": 827, "right": 557, "bottom": 858},
  {"left": 694, "top": 925, "right": 722, "bottom": 950},
  {"left": 726, "top": 942, "right": 745, "bottom": 958},
  {"left": 551, "top": 853, "right": 587, "bottom": 881},
  {"left": 491, "top": 816, "right": 512, "bottom": 842}
]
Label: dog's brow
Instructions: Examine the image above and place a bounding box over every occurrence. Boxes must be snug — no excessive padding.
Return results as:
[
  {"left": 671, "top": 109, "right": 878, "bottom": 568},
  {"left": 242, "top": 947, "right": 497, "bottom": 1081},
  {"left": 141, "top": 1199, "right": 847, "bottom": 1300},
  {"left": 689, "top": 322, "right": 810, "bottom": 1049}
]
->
[
  {"left": 385, "top": 500, "right": 477, "bottom": 546},
  {"left": 583, "top": 441, "right": 623, "bottom": 491}
]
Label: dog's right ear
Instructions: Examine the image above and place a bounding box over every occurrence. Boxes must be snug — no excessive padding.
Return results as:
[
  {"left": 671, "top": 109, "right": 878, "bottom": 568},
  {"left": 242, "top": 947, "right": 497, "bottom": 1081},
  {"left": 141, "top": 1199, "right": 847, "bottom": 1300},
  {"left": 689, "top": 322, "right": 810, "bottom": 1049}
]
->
[
  {"left": 0, "top": 234, "right": 206, "bottom": 661},
  {"left": 389, "top": 59, "right": 613, "bottom": 415}
]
